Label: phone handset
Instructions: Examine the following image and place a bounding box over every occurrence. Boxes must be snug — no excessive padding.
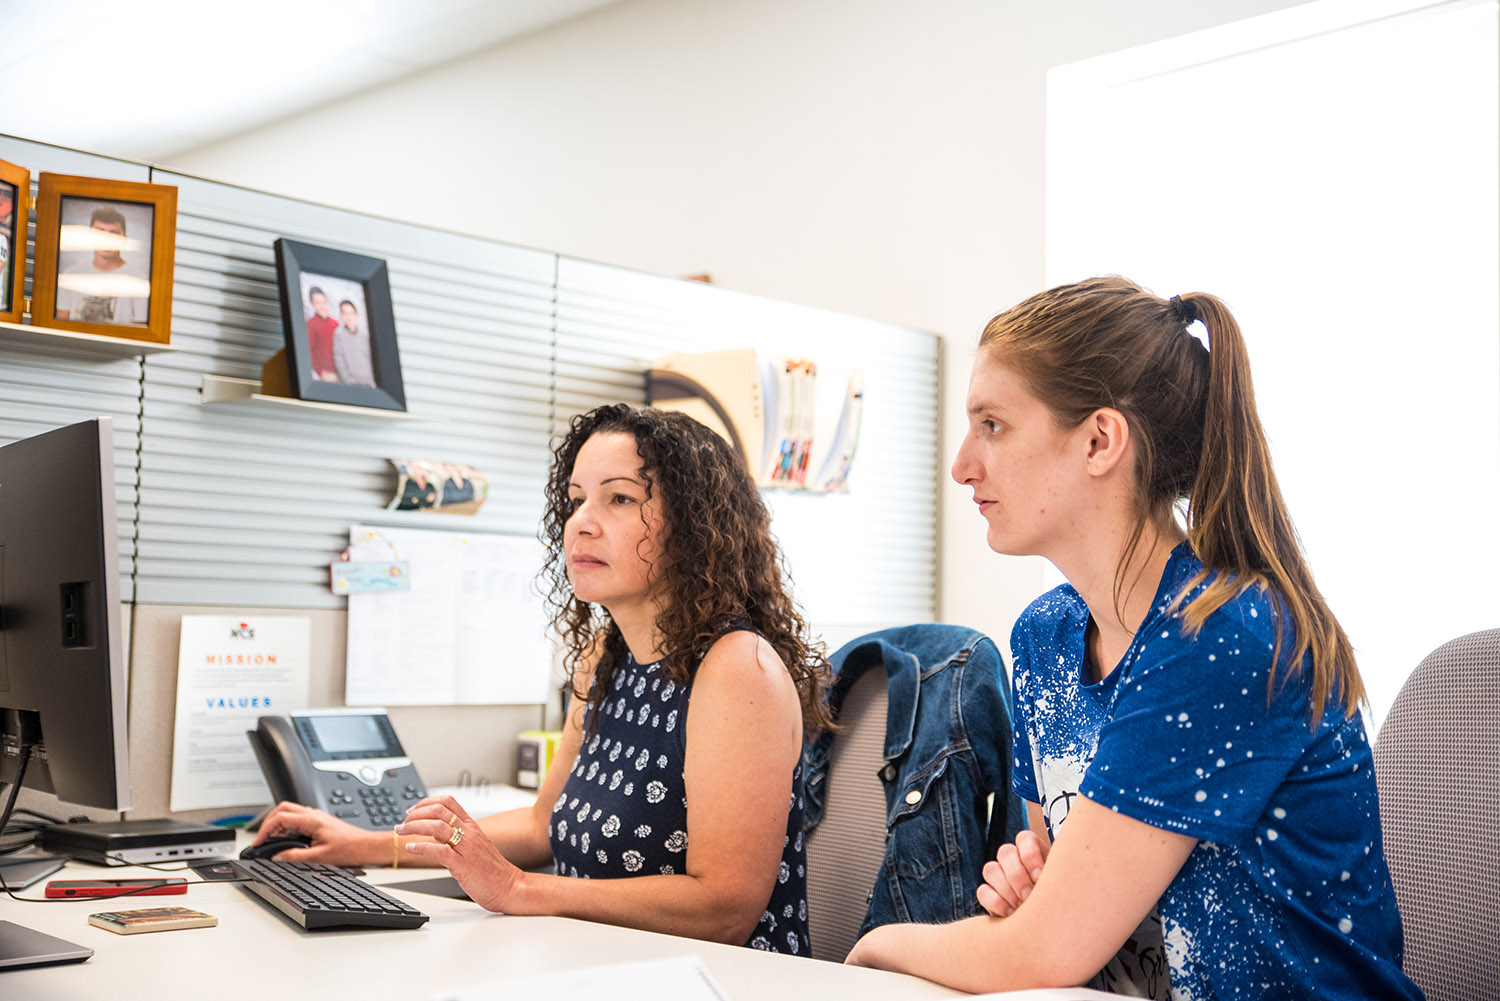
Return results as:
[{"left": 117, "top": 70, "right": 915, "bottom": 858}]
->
[{"left": 248, "top": 715, "right": 325, "bottom": 809}]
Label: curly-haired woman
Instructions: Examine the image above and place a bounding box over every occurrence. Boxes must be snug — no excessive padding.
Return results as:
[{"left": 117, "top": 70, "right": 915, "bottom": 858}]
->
[{"left": 251, "top": 404, "right": 830, "bottom": 954}]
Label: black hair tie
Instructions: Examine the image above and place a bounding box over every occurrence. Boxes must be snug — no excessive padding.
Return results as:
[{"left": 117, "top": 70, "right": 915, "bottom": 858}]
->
[{"left": 1169, "top": 294, "right": 1199, "bottom": 325}]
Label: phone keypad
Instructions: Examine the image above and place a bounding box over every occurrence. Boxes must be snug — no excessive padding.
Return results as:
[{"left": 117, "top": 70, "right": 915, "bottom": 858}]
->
[
  {"left": 321, "top": 770, "right": 425, "bottom": 829},
  {"left": 359, "top": 786, "right": 404, "bottom": 826}
]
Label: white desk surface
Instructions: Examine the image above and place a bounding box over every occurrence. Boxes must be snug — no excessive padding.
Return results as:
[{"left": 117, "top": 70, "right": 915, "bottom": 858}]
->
[{"left": 0, "top": 831, "right": 966, "bottom": 1000}]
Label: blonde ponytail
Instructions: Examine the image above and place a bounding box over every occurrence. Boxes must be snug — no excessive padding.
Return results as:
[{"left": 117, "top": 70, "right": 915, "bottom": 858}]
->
[{"left": 1175, "top": 293, "right": 1362, "bottom": 724}]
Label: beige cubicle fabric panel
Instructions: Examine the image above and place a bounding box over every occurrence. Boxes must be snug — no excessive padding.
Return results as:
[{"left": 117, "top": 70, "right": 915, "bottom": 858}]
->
[
  {"left": 135, "top": 170, "right": 558, "bottom": 607},
  {"left": 554, "top": 257, "right": 940, "bottom": 647},
  {"left": 0, "top": 136, "right": 153, "bottom": 601}
]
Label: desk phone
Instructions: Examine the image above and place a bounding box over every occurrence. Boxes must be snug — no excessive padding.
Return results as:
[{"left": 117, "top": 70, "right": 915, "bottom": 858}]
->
[{"left": 249, "top": 709, "right": 427, "bottom": 830}]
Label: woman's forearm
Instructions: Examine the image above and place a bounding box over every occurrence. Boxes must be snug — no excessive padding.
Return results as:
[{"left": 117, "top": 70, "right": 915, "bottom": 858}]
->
[
  {"left": 847, "top": 916, "right": 1072, "bottom": 994},
  {"left": 847, "top": 798, "right": 1197, "bottom": 992},
  {"left": 504, "top": 867, "right": 768, "bottom": 945}
]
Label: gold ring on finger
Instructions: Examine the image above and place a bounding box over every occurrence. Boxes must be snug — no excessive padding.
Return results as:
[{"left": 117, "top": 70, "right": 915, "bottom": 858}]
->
[{"left": 446, "top": 826, "right": 464, "bottom": 848}]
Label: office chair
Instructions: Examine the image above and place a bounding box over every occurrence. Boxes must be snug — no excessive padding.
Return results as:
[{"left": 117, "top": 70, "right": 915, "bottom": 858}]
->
[
  {"left": 1372, "top": 628, "right": 1500, "bottom": 1001},
  {"left": 804, "top": 666, "right": 890, "bottom": 963}
]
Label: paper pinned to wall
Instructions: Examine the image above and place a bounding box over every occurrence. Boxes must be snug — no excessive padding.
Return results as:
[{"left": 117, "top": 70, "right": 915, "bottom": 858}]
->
[
  {"left": 170, "top": 615, "right": 311, "bottom": 813},
  {"left": 344, "top": 524, "right": 552, "bottom": 706}
]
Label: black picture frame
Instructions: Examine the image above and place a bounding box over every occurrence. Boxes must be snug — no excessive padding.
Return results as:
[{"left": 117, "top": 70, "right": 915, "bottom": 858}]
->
[{"left": 273, "top": 238, "right": 406, "bottom": 412}]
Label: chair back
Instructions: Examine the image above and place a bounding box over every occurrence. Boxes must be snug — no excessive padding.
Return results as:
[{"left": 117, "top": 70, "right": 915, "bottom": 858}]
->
[
  {"left": 804, "top": 667, "right": 889, "bottom": 963},
  {"left": 1372, "top": 628, "right": 1500, "bottom": 1001}
]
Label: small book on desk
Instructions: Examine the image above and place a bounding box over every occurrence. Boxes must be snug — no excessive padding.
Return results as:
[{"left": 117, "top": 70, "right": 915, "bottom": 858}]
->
[{"left": 88, "top": 906, "right": 218, "bottom": 935}]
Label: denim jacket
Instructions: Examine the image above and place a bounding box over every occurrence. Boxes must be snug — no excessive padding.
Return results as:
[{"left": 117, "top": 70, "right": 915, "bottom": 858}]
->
[{"left": 804, "top": 624, "right": 1024, "bottom": 936}]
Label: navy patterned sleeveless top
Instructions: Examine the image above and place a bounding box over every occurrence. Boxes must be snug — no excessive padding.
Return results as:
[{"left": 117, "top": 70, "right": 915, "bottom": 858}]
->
[{"left": 549, "top": 646, "right": 811, "bottom": 955}]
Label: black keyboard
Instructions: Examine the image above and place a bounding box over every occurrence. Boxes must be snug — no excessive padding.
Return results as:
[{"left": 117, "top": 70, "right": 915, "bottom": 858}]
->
[{"left": 231, "top": 859, "right": 429, "bottom": 930}]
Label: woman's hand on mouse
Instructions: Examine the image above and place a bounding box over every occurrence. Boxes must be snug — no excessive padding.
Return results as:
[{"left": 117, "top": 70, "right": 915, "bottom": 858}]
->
[
  {"left": 251, "top": 801, "right": 386, "bottom": 866},
  {"left": 398, "top": 794, "right": 524, "bottom": 912}
]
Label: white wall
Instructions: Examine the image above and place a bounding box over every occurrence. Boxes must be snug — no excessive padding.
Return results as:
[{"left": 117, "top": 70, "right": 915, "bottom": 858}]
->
[
  {"left": 165, "top": 0, "right": 1314, "bottom": 648},
  {"left": 1047, "top": 0, "right": 1499, "bottom": 727}
]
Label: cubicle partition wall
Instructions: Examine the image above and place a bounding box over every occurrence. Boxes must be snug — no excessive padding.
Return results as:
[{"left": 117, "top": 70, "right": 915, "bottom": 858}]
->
[
  {"left": 553, "top": 257, "right": 941, "bottom": 643},
  {"left": 137, "top": 170, "right": 560, "bottom": 608},
  {"left": 0, "top": 139, "right": 151, "bottom": 603},
  {"left": 0, "top": 133, "right": 939, "bottom": 821}
]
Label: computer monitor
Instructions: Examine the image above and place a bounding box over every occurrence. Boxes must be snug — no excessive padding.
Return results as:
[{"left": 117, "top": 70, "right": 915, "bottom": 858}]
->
[{"left": 0, "top": 417, "right": 130, "bottom": 812}]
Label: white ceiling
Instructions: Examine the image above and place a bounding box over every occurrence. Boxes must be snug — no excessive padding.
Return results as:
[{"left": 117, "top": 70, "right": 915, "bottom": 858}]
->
[{"left": 3, "top": 0, "right": 623, "bottom": 163}]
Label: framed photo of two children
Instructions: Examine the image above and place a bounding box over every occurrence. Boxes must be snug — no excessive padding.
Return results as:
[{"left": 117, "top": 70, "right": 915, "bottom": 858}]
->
[{"left": 272, "top": 237, "right": 406, "bottom": 412}]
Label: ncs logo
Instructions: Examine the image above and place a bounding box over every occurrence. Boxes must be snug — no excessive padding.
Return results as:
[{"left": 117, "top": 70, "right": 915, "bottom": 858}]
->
[{"left": 229, "top": 621, "right": 255, "bottom": 640}]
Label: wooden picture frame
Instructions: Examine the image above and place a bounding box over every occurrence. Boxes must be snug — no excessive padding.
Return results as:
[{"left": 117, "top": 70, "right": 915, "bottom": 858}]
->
[
  {"left": 31, "top": 173, "right": 177, "bottom": 344},
  {"left": 272, "top": 238, "right": 406, "bottom": 412},
  {"left": 0, "top": 158, "right": 27, "bottom": 326}
]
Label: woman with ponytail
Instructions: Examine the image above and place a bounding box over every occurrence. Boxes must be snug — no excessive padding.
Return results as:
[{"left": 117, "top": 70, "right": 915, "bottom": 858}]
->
[{"left": 846, "top": 277, "right": 1420, "bottom": 999}]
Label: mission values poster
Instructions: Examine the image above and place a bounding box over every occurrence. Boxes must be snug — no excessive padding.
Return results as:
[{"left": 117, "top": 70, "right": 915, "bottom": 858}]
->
[{"left": 169, "top": 615, "right": 310, "bottom": 813}]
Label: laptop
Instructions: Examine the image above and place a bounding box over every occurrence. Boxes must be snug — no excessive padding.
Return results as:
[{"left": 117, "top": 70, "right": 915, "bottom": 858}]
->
[
  {"left": 0, "top": 921, "right": 93, "bottom": 970},
  {"left": 0, "top": 856, "right": 68, "bottom": 890}
]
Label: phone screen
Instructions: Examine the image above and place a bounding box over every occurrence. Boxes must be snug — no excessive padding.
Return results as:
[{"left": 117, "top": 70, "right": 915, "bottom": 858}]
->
[{"left": 307, "top": 714, "right": 387, "bottom": 754}]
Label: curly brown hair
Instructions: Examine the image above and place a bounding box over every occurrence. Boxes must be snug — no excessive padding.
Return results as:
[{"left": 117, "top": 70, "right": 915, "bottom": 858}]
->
[{"left": 540, "top": 403, "right": 832, "bottom": 735}]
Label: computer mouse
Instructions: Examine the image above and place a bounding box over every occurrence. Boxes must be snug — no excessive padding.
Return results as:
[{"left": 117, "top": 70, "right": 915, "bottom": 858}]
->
[{"left": 239, "top": 834, "right": 313, "bottom": 860}]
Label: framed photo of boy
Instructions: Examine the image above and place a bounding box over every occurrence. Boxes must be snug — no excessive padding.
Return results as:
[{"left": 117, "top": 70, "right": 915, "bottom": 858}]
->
[
  {"left": 31, "top": 173, "right": 177, "bottom": 344},
  {"left": 0, "top": 158, "right": 28, "bottom": 325},
  {"left": 273, "top": 238, "right": 406, "bottom": 412}
]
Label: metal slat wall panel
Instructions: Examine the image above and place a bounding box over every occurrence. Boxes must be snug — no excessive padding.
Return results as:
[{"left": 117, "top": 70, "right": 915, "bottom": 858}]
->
[
  {"left": 2, "top": 137, "right": 937, "bottom": 637},
  {"left": 135, "top": 171, "right": 558, "bottom": 607},
  {"left": 0, "top": 136, "right": 151, "bottom": 601},
  {"left": 555, "top": 257, "right": 939, "bottom": 646}
]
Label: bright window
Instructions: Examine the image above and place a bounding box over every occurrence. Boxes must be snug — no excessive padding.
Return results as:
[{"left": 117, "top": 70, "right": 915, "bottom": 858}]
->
[{"left": 1047, "top": 0, "right": 1500, "bottom": 728}]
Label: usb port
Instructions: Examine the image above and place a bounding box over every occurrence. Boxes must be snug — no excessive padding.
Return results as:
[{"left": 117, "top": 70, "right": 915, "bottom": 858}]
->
[{"left": 59, "top": 582, "right": 91, "bottom": 648}]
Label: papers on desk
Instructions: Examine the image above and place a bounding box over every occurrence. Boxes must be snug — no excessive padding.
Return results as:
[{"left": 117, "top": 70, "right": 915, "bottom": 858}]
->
[
  {"left": 435, "top": 955, "right": 729, "bottom": 1001},
  {"left": 968, "top": 991, "right": 1118, "bottom": 1000},
  {"left": 433, "top": 950, "right": 1121, "bottom": 1001},
  {"left": 344, "top": 525, "right": 552, "bottom": 706}
]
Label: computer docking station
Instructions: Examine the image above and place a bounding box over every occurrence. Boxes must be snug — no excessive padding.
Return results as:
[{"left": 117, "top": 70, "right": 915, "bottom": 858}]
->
[{"left": 41, "top": 819, "right": 235, "bottom": 866}]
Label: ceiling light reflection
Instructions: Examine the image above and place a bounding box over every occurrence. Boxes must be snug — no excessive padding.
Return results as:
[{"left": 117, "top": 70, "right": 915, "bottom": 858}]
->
[
  {"left": 56, "top": 273, "right": 151, "bottom": 297},
  {"left": 58, "top": 224, "right": 145, "bottom": 254}
]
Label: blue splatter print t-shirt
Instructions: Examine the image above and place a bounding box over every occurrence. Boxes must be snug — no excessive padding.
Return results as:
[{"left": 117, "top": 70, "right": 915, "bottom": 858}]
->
[{"left": 1011, "top": 543, "right": 1422, "bottom": 1000}]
